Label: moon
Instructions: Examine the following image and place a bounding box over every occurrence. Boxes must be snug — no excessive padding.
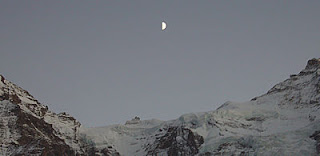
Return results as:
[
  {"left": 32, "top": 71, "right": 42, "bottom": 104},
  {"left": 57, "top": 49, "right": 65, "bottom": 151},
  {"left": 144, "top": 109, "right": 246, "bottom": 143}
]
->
[{"left": 162, "top": 21, "right": 167, "bottom": 30}]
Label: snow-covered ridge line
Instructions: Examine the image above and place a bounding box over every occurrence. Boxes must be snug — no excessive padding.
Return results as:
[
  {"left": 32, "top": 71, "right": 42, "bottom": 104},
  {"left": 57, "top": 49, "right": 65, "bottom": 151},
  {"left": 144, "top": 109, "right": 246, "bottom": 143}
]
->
[
  {"left": 1, "top": 58, "right": 320, "bottom": 155},
  {"left": 81, "top": 58, "right": 320, "bottom": 155}
]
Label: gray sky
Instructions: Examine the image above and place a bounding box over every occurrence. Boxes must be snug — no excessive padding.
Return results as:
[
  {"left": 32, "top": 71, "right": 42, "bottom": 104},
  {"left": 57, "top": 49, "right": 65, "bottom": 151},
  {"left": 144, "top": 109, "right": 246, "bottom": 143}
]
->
[{"left": 0, "top": 1, "right": 319, "bottom": 127}]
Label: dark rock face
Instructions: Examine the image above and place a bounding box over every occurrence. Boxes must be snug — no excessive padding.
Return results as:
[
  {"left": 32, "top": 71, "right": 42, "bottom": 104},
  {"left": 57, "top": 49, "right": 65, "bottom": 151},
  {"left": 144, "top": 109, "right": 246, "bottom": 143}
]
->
[
  {"left": 0, "top": 75, "right": 123, "bottom": 156},
  {"left": 100, "top": 148, "right": 121, "bottom": 156},
  {"left": 0, "top": 75, "right": 79, "bottom": 155},
  {"left": 0, "top": 75, "right": 5, "bottom": 83},
  {"left": 310, "top": 131, "right": 320, "bottom": 154},
  {"left": 299, "top": 58, "right": 320, "bottom": 76},
  {"left": 2, "top": 102, "right": 76, "bottom": 156},
  {"left": 146, "top": 126, "right": 204, "bottom": 156},
  {"left": 305, "top": 58, "right": 320, "bottom": 70}
]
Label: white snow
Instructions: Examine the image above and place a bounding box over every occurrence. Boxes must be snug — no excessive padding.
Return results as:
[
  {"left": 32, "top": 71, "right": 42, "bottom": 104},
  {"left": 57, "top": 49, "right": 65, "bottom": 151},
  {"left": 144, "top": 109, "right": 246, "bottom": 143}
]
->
[
  {"left": 81, "top": 62, "right": 320, "bottom": 155},
  {"left": 1, "top": 59, "right": 320, "bottom": 155}
]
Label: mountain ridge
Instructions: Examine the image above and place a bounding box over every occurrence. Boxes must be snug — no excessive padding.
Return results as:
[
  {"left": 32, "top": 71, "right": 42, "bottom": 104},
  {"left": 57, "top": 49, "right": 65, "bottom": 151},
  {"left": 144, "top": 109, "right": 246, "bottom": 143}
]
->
[{"left": 1, "top": 58, "right": 320, "bottom": 155}]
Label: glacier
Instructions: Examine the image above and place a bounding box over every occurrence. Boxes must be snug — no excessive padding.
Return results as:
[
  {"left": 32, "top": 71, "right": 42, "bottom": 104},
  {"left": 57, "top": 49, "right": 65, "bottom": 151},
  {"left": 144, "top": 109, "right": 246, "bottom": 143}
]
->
[{"left": 1, "top": 58, "right": 320, "bottom": 155}]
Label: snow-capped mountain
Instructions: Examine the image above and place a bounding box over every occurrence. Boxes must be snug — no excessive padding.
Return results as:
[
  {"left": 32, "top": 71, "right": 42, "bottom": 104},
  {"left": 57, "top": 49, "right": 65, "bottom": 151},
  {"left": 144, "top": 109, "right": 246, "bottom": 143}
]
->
[
  {"left": 1, "top": 58, "right": 320, "bottom": 156},
  {"left": 0, "top": 74, "right": 84, "bottom": 155}
]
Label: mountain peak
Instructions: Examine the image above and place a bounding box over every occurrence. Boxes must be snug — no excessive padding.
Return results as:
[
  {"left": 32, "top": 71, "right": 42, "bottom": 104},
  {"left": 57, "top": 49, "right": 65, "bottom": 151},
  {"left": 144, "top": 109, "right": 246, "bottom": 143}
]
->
[
  {"left": 305, "top": 58, "right": 320, "bottom": 70},
  {"left": 1, "top": 58, "right": 320, "bottom": 155}
]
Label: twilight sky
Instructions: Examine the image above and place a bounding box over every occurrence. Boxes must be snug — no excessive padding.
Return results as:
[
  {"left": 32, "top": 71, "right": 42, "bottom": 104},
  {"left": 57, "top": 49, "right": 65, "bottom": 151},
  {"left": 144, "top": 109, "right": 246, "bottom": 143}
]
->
[{"left": 0, "top": 1, "right": 319, "bottom": 127}]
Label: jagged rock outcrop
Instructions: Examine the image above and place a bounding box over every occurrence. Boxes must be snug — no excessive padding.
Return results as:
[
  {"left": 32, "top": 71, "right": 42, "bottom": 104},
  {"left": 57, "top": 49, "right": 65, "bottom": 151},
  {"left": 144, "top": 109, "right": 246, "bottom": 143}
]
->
[
  {"left": 147, "top": 126, "right": 204, "bottom": 156},
  {"left": 0, "top": 75, "right": 81, "bottom": 155}
]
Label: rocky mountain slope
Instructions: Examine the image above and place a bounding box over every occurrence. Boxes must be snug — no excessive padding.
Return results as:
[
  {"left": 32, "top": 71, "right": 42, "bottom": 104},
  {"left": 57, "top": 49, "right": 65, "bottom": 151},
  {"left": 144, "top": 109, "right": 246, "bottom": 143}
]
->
[
  {"left": 1, "top": 58, "right": 320, "bottom": 156},
  {"left": 0, "top": 74, "right": 84, "bottom": 155}
]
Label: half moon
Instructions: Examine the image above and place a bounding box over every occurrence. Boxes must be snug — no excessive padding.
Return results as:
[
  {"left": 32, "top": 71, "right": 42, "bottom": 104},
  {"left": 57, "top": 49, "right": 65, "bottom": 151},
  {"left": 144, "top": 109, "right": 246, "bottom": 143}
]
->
[{"left": 162, "top": 21, "right": 167, "bottom": 30}]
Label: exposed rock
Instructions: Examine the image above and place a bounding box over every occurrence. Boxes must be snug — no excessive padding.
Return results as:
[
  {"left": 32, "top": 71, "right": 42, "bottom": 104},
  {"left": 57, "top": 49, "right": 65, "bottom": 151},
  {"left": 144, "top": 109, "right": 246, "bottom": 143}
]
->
[
  {"left": 0, "top": 75, "right": 83, "bottom": 155},
  {"left": 305, "top": 58, "right": 320, "bottom": 70},
  {"left": 310, "top": 131, "right": 320, "bottom": 154},
  {"left": 1, "top": 58, "right": 320, "bottom": 155},
  {"left": 100, "top": 148, "right": 121, "bottom": 156},
  {"left": 125, "top": 116, "right": 141, "bottom": 125},
  {"left": 13, "top": 106, "right": 76, "bottom": 155},
  {"left": 146, "top": 126, "right": 204, "bottom": 156},
  {"left": 0, "top": 75, "right": 5, "bottom": 83}
]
